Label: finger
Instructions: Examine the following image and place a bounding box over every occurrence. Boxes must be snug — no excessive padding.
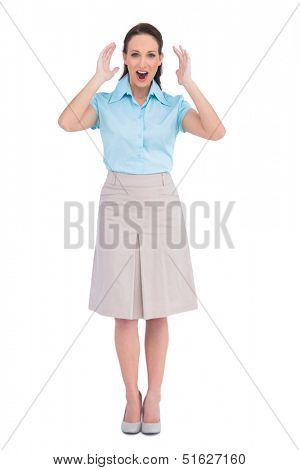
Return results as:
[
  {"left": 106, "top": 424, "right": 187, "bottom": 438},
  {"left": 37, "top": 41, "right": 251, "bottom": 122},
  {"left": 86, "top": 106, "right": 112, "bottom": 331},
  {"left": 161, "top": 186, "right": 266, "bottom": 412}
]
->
[
  {"left": 179, "top": 48, "right": 186, "bottom": 69},
  {"left": 173, "top": 45, "right": 183, "bottom": 57},
  {"left": 173, "top": 45, "right": 183, "bottom": 65},
  {"left": 186, "top": 50, "right": 191, "bottom": 66},
  {"left": 104, "top": 43, "right": 116, "bottom": 59},
  {"left": 112, "top": 66, "right": 120, "bottom": 75},
  {"left": 179, "top": 45, "right": 186, "bottom": 60},
  {"left": 102, "top": 42, "right": 115, "bottom": 60},
  {"left": 101, "top": 42, "right": 114, "bottom": 55},
  {"left": 107, "top": 42, "right": 116, "bottom": 56},
  {"left": 172, "top": 45, "right": 180, "bottom": 57},
  {"left": 182, "top": 47, "right": 189, "bottom": 66},
  {"left": 103, "top": 44, "right": 116, "bottom": 64}
]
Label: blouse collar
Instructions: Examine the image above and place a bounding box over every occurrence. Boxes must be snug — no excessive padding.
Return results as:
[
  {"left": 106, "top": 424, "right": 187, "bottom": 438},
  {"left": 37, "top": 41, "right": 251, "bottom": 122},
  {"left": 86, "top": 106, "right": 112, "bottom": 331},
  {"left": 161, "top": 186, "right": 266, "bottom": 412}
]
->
[{"left": 108, "top": 72, "right": 171, "bottom": 106}]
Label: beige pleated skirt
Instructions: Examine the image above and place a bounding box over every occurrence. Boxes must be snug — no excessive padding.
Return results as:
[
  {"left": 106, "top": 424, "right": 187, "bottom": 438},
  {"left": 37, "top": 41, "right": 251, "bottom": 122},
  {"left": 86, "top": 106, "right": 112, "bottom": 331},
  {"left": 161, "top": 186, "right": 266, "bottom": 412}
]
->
[{"left": 88, "top": 170, "right": 198, "bottom": 320}]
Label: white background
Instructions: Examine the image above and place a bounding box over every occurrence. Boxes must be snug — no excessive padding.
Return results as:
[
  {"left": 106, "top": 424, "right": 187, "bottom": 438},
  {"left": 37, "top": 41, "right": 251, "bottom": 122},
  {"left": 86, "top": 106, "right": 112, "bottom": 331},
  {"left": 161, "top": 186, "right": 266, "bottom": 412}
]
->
[{"left": 1, "top": 0, "right": 300, "bottom": 468}]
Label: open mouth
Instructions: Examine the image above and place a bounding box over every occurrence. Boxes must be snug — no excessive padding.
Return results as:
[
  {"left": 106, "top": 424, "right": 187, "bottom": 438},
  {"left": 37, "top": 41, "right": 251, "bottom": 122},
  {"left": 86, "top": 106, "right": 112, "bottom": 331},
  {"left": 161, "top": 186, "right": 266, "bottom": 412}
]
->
[{"left": 136, "top": 70, "right": 149, "bottom": 81}]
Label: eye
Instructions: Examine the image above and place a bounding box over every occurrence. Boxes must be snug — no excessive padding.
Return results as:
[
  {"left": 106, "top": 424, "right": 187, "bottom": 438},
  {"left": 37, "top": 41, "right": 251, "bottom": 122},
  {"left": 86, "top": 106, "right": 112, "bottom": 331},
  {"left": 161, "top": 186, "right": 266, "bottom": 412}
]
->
[{"left": 130, "top": 53, "right": 156, "bottom": 57}]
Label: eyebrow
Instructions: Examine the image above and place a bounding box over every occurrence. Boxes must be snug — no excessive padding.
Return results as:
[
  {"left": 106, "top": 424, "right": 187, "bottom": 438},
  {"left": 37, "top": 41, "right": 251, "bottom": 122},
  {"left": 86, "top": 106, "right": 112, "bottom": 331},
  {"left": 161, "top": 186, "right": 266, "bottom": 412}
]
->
[{"left": 130, "top": 49, "right": 157, "bottom": 53}]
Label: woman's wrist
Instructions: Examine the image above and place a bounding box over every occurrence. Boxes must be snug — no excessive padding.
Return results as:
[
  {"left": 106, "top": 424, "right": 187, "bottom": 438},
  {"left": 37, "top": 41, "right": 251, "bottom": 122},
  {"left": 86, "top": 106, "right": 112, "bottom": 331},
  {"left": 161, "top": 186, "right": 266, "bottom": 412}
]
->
[
  {"left": 181, "top": 78, "right": 194, "bottom": 89},
  {"left": 91, "top": 72, "right": 106, "bottom": 89}
]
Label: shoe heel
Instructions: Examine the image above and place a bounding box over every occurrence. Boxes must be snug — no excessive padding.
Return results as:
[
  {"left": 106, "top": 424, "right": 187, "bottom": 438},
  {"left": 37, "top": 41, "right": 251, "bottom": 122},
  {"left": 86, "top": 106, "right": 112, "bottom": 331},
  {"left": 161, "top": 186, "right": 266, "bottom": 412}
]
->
[
  {"left": 141, "top": 398, "right": 161, "bottom": 435},
  {"left": 121, "top": 390, "right": 142, "bottom": 434}
]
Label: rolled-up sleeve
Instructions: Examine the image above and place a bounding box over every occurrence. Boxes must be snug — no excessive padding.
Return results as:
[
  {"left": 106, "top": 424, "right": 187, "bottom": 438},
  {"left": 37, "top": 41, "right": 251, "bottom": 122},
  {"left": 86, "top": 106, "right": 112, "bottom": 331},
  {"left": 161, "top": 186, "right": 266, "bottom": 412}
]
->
[
  {"left": 89, "top": 94, "right": 100, "bottom": 130},
  {"left": 177, "top": 96, "right": 192, "bottom": 133}
]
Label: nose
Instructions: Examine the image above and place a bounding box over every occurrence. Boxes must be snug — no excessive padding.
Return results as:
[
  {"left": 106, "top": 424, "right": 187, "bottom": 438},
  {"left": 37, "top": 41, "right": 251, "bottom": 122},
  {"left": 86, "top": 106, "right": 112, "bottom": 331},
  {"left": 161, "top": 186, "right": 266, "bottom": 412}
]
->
[{"left": 139, "top": 57, "right": 147, "bottom": 68}]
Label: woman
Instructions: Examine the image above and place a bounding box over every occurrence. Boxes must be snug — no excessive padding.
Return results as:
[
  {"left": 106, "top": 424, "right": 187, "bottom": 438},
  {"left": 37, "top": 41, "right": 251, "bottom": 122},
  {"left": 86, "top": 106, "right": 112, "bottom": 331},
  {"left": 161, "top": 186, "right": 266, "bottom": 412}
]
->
[{"left": 58, "top": 23, "right": 225, "bottom": 435}]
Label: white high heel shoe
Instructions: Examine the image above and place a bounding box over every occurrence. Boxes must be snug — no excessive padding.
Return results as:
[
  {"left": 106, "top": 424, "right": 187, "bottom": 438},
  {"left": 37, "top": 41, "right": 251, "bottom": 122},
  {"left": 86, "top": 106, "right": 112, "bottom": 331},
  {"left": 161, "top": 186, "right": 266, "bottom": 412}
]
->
[
  {"left": 141, "top": 396, "right": 161, "bottom": 435},
  {"left": 121, "top": 390, "right": 142, "bottom": 434}
]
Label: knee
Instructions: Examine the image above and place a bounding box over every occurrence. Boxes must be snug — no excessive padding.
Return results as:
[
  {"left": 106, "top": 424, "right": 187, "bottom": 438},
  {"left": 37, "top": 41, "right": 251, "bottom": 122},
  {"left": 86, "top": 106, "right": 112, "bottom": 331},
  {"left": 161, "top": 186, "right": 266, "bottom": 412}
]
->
[
  {"left": 115, "top": 318, "right": 138, "bottom": 329},
  {"left": 146, "top": 317, "right": 168, "bottom": 326}
]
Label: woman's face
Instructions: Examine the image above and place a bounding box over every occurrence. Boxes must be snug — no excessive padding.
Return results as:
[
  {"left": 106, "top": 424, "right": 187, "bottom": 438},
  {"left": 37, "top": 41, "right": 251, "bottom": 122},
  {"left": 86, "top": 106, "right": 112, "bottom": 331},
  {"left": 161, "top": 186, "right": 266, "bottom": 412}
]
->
[{"left": 123, "top": 34, "right": 163, "bottom": 88}]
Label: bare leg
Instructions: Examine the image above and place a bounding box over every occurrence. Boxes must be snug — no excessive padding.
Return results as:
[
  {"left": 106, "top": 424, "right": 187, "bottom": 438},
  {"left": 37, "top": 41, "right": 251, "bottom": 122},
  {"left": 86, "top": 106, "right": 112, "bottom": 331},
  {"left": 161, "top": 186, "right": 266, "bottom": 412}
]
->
[
  {"left": 114, "top": 318, "right": 142, "bottom": 422},
  {"left": 143, "top": 317, "right": 169, "bottom": 422}
]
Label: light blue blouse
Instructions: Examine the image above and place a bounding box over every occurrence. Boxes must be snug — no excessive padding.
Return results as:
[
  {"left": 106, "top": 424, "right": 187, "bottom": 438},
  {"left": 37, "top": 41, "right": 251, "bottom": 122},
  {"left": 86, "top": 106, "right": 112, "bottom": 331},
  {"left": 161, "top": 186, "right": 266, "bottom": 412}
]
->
[{"left": 89, "top": 72, "right": 192, "bottom": 174}]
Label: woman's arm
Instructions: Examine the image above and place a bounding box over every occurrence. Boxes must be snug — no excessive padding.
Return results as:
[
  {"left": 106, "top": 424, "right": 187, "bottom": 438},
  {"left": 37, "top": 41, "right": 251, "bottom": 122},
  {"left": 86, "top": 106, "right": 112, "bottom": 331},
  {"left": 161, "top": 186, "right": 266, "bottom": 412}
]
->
[
  {"left": 58, "top": 42, "right": 119, "bottom": 132},
  {"left": 57, "top": 73, "right": 105, "bottom": 132},
  {"left": 173, "top": 45, "right": 226, "bottom": 140}
]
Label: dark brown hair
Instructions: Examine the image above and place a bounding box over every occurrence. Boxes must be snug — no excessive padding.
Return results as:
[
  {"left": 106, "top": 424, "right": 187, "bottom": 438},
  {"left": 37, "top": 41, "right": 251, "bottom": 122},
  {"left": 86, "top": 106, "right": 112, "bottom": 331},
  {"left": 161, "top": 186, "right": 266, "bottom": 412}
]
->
[{"left": 120, "top": 23, "right": 163, "bottom": 89}]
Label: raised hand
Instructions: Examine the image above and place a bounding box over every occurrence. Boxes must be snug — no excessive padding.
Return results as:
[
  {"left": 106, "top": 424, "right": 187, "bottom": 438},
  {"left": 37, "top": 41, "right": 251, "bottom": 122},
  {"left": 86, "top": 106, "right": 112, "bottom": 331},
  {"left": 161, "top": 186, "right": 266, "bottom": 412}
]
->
[
  {"left": 96, "top": 42, "right": 120, "bottom": 82},
  {"left": 172, "top": 45, "right": 192, "bottom": 86}
]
